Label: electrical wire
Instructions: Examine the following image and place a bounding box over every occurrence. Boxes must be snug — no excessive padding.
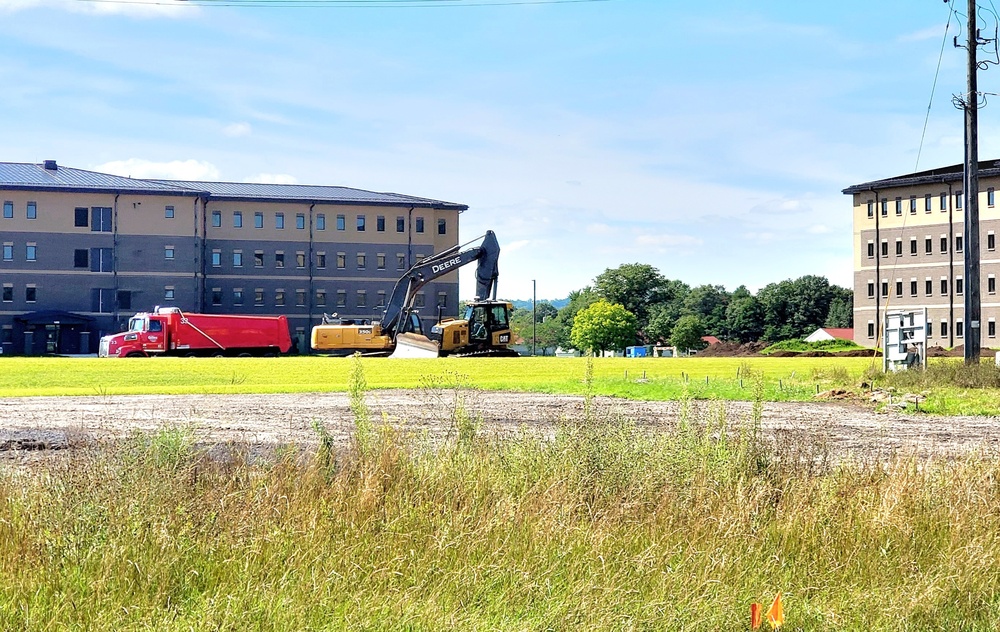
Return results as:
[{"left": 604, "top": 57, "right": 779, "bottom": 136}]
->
[
  {"left": 70, "top": 0, "right": 611, "bottom": 7},
  {"left": 915, "top": 0, "right": 956, "bottom": 172}
]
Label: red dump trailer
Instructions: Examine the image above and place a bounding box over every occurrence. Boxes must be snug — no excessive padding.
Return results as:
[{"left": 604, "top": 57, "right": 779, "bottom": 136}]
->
[{"left": 99, "top": 307, "right": 293, "bottom": 357}]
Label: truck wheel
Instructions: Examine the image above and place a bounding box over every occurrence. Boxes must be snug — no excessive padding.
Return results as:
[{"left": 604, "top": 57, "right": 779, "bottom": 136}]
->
[
  {"left": 125, "top": 352, "right": 145, "bottom": 358},
  {"left": 237, "top": 353, "right": 252, "bottom": 358}
]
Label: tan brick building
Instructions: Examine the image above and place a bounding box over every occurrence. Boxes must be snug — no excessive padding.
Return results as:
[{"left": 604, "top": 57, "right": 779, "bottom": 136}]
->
[
  {"left": 844, "top": 161, "right": 1000, "bottom": 348},
  {"left": 0, "top": 160, "right": 465, "bottom": 354}
]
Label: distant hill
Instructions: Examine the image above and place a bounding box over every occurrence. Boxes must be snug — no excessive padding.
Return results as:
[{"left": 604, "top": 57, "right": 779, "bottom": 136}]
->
[{"left": 508, "top": 298, "right": 569, "bottom": 311}]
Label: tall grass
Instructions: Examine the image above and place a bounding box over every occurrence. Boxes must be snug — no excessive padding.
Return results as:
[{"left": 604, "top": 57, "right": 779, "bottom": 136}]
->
[{"left": 3, "top": 364, "right": 1000, "bottom": 629}]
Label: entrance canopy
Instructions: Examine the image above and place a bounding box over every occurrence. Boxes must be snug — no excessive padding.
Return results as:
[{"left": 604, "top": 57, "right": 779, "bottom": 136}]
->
[{"left": 15, "top": 310, "right": 94, "bottom": 326}]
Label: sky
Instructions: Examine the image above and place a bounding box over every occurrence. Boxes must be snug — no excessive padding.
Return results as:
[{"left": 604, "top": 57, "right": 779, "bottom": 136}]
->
[{"left": 0, "top": 0, "right": 992, "bottom": 301}]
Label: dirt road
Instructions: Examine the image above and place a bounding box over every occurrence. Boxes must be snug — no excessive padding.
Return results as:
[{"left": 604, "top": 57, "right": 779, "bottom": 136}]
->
[{"left": 2, "top": 390, "right": 999, "bottom": 463}]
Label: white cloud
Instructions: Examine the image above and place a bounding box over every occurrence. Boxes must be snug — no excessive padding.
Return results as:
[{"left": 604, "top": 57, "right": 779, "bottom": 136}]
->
[
  {"left": 246, "top": 173, "right": 298, "bottom": 184},
  {"left": 634, "top": 234, "right": 703, "bottom": 248},
  {"left": 93, "top": 158, "right": 221, "bottom": 181},
  {"left": 223, "top": 122, "right": 252, "bottom": 138},
  {"left": 808, "top": 224, "right": 832, "bottom": 234},
  {"left": 0, "top": 0, "right": 196, "bottom": 17},
  {"left": 897, "top": 26, "right": 945, "bottom": 43}
]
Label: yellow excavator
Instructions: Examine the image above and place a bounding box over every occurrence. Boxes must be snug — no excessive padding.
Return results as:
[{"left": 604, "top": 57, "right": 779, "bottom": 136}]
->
[{"left": 310, "top": 230, "right": 518, "bottom": 358}]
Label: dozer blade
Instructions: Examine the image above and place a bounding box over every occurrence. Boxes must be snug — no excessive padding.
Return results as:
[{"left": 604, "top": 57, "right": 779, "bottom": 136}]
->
[{"left": 389, "top": 333, "right": 443, "bottom": 358}]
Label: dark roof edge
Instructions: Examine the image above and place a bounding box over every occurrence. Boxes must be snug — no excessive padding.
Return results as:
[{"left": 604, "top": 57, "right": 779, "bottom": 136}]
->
[
  {"left": 196, "top": 195, "right": 467, "bottom": 210},
  {"left": 0, "top": 184, "right": 204, "bottom": 196},
  {"left": 843, "top": 160, "right": 1000, "bottom": 194}
]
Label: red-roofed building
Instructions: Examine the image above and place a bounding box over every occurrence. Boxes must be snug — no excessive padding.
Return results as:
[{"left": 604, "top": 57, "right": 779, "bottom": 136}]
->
[
  {"left": 701, "top": 335, "right": 721, "bottom": 346},
  {"left": 804, "top": 328, "right": 855, "bottom": 343}
]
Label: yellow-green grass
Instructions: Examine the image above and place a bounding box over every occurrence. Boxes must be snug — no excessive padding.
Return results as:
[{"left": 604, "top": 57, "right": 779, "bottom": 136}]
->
[
  {"left": 0, "top": 355, "right": 876, "bottom": 399},
  {"left": 3, "top": 396, "right": 1000, "bottom": 630}
]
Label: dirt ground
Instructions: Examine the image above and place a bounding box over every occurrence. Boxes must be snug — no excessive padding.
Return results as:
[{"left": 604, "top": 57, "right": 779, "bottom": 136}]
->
[{"left": 2, "top": 390, "right": 1000, "bottom": 466}]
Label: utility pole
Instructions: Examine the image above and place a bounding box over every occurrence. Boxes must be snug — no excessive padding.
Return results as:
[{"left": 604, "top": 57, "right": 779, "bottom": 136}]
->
[
  {"left": 963, "top": 0, "right": 982, "bottom": 364},
  {"left": 532, "top": 279, "right": 536, "bottom": 356}
]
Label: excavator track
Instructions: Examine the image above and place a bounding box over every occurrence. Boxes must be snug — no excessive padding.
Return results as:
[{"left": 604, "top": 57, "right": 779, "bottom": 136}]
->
[{"left": 451, "top": 349, "right": 520, "bottom": 359}]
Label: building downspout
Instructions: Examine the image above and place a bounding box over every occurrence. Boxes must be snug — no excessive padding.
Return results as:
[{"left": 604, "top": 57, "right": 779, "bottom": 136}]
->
[
  {"left": 308, "top": 202, "right": 316, "bottom": 355},
  {"left": 948, "top": 180, "right": 954, "bottom": 348},
  {"left": 112, "top": 192, "right": 120, "bottom": 326},
  {"left": 196, "top": 196, "right": 208, "bottom": 312}
]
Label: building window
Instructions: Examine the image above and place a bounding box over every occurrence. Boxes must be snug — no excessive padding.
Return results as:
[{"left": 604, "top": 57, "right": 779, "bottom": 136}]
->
[
  {"left": 3, "top": 244, "right": 12, "bottom": 261},
  {"left": 275, "top": 252, "right": 285, "bottom": 269},
  {"left": 438, "top": 218, "right": 447, "bottom": 235},
  {"left": 867, "top": 200, "right": 873, "bottom": 218},
  {"left": 232, "top": 211, "right": 242, "bottom": 228},
  {"left": 296, "top": 290, "right": 306, "bottom": 306},
  {"left": 275, "top": 290, "right": 285, "bottom": 307},
  {"left": 437, "top": 292, "right": 447, "bottom": 308},
  {"left": 165, "top": 246, "right": 175, "bottom": 260},
  {"left": 233, "top": 289, "right": 244, "bottom": 305},
  {"left": 316, "top": 290, "right": 326, "bottom": 307},
  {"left": 212, "top": 210, "right": 222, "bottom": 227},
  {"left": 377, "top": 215, "right": 385, "bottom": 231},
  {"left": 165, "top": 205, "right": 174, "bottom": 219},
  {"left": 925, "top": 237, "right": 932, "bottom": 254},
  {"left": 940, "top": 192, "right": 947, "bottom": 210},
  {"left": 941, "top": 320, "right": 949, "bottom": 337},
  {"left": 867, "top": 321, "right": 875, "bottom": 338},
  {"left": 276, "top": 213, "right": 285, "bottom": 229},
  {"left": 397, "top": 254, "right": 406, "bottom": 270},
  {"left": 75, "top": 207, "right": 88, "bottom": 227},
  {"left": 317, "top": 214, "right": 326, "bottom": 231},
  {"left": 357, "top": 215, "right": 366, "bottom": 231},
  {"left": 397, "top": 216, "right": 405, "bottom": 232},
  {"left": 925, "top": 194, "right": 932, "bottom": 213},
  {"left": 233, "top": 251, "right": 243, "bottom": 267},
  {"left": 357, "top": 253, "right": 366, "bottom": 269},
  {"left": 940, "top": 236, "right": 948, "bottom": 253},
  {"left": 25, "top": 286, "right": 36, "bottom": 303},
  {"left": 990, "top": 276, "right": 997, "bottom": 294},
  {"left": 1, "top": 285, "right": 11, "bottom": 302},
  {"left": 337, "top": 214, "right": 346, "bottom": 231},
  {"left": 989, "top": 233, "right": 996, "bottom": 251},
  {"left": 415, "top": 217, "right": 425, "bottom": 233},
  {"left": 316, "top": 253, "right": 326, "bottom": 269},
  {"left": 212, "top": 288, "right": 223, "bottom": 306},
  {"left": 956, "top": 191, "right": 963, "bottom": 209},
  {"left": 336, "top": 291, "right": 346, "bottom": 308},
  {"left": 880, "top": 198, "right": 887, "bottom": 216},
  {"left": 255, "top": 212, "right": 264, "bottom": 229},
  {"left": 956, "top": 277, "right": 964, "bottom": 295},
  {"left": 25, "top": 244, "right": 36, "bottom": 262},
  {"left": 866, "top": 242, "right": 874, "bottom": 258},
  {"left": 27, "top": 202, "right": 37, "bottom": 220},
  {"left": 255, "top": 289, "right": 265, "bottom": 305},
  {"left": 894, "top": 197, "right": 902, "bottom": 215},
  {"left": 254, "top": 251, "right": 264, "bottom": 267},
  {"left": 357, "top": 290, "right": 366, "bottom": 307},
  {"left": 910, "top": 280, "right": 917, "bottom": 296},
  {"left": 296, "top": 252, "right": 306, "bottom": 268},
  {"left": 377, "top": 254, "right": 386, "bottom": 269},
  {"left": 165, "top": 287, "right": 175, "bottom": 301},
  {"left": 957, "top": 321, "right": 965, "bottom": 338},
  {"left": 910, "top": 238, "right": 917, "bottom": 255},
  {"left": 990, "top": 320, "right": 997, "bottom": 338},
  {"left": 941, "top": 278, "right": 948, "bottom": 295},
  {"left": 2, "top": 201, "right": 12, "bottom": 219},
  {"left": 414, "top": 293, "right": 425, "bottom": 308},
  {"left": 881, "top": 240, "right": 888, "bottom": 257},
  {"left": 895, "top": 280, "right": 903, "bottom": 297},
  {"left": 337, "top": 253, "right": 346, "bottom": 269},
  {"left": 895, "top": 240, "right": 902, "bottom": 257},
  {"left": 990, "top": 188, "right": 996, "bottom": 207},
  {"left": 377, "top": 291, "right": 386, "bottom": 307},
  {"left": 909, "top": 196, "right": 916, "bottom": 214},
  {"left": 881, "top": 281, "right": 888, "bottom": 298},
  {"left": 211, "top": 250, "right": 221, "bottom": 267},
  {"left": 296, "top": 214, "right": 305, "bottom": 230},
  {"left": 74, "top": 249, "right": 88, "bottom": 268},
  {"left": 925, "top": 278, "right": 933, "bottom": 296},
  {"left": 867, "top": 281, "right": 875, "bottom": 298},
  {"left": 91, "top": 207, "right": 112, "bottom": 232},
  {"left": 956, "top": 235, "right": 963, "bottom": 252}
]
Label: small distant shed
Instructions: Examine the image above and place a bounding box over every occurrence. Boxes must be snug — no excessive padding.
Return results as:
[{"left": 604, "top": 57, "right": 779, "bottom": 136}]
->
[{"left": 804, "top": 328, "right": 854, "bottom": 343}]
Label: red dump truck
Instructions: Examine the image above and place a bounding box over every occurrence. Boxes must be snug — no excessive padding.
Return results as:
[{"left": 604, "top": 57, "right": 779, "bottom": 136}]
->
[{"left": 99, "top": 307, "right": 293, "bottom": 357}]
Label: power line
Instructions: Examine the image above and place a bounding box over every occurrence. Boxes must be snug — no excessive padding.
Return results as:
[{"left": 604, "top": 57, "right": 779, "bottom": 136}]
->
[
  {"left": 915, "top": 0, "right": 956, "bottom": 172},
  {"left": 70, "top": 0, "right": 611, "bottom": 7}
]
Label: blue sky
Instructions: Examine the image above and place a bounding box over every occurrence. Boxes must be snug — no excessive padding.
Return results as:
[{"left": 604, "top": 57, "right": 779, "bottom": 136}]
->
[{"left": 0, "top": 0, "right": 987, "bottom": 301}]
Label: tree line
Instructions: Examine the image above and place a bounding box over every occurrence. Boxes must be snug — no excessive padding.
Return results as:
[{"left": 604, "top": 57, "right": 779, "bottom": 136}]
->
[{"left": 509, "top": 263, "right": 853, "bottom": 355}]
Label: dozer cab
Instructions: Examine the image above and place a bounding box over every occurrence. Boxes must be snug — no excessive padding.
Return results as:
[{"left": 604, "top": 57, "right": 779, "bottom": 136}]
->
[{"left": 391, "top": 299, "right": 518, "bottom": 358}]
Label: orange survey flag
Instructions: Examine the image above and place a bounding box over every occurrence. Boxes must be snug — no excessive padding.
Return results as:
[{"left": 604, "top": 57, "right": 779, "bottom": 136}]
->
[
  {"left": 766, "top": 592, "right": 784, "bottom": 629},
  {"left": 750, "top": 602, "right": 762, "bottom": 629}
]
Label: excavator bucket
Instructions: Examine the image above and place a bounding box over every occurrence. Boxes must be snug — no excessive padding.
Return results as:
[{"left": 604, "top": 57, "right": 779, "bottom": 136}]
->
[{"left": 389, "top": 332, "right": 443, "bottom": 358}]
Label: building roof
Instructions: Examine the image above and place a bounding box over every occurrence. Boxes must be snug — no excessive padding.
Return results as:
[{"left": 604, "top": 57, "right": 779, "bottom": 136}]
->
[
  {"left": 843, "top": 160, "right": 1000, "bottom": 195},
  {"left": 155, "top": 179, "right": 468, "bottom": 210},
  {"left": 0, "top": 161, "right": 199, "bottom": 196},
  {"left": 0, "top": 161, "right": 468, "bottom": 210},
  {"left": 820, "top": 328, "right": 854, "bottom": 341},
  {"left": 701, "top": 335, "right": 721, "bottom": 345}
]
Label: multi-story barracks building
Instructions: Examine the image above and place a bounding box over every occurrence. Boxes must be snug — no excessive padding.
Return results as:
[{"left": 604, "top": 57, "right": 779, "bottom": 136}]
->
[
  {"left": 844, "top": 160, "right": 1000, "bottom": 349},
  {"left": 0, "top": 160, "right": 466, "bottom": 354}
]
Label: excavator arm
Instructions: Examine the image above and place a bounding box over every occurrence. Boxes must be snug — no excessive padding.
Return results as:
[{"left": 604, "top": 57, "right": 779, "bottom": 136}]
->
[{"left": 380, "top": 230, "right": 500, "bottom": 340}]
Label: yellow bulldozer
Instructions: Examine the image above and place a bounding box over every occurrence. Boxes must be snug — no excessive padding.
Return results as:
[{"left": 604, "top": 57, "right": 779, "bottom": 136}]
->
[{"left": 310, "top": 230, "right": 518, "bottom": 358}]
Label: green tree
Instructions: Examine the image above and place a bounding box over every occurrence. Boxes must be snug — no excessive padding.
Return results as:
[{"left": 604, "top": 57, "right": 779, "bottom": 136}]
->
[
  {"left": 682, "top": 284, "right": 730, "bottom": 337},
  {"left": 670, "top": 314, "right": 706, "bottom": 353},
  {"left": 757, "top": 275, "right": 835, "bottom": 341},
  {"left": 825, "top": 286, "right": 853, "bottom": 328},
  {"left": 724, "top": 286, "right": 765, "bottom": 343},
  {"left": 594, "top": 263, "right": 668, "bottom": 331},
  {"left": 570, "top": 300, "right": 637, "bottom": 355},
  {"left": 510, "top": 302, "right": 562, "bottom": 355}
]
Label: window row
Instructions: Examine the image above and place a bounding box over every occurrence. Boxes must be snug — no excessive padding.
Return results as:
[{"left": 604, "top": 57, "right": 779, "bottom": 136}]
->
[
  {"left": 863, "top": 189, "right": 995, "bottom": 219},
  {"left": 207, "top": 210, "right": 447, "bottom": 235},
  {"left": 0, "top": 283, "right": 37, "bottom": 303},
  {"left": 864, "top": 275, "right": 998, "bottom": 299},
  {"left": 2, "top": 201, "right": 37, "bottom": 220},
  {"left": 865, "top": 319, "right": 998, "bottom": 339},
  {"left": 2, "top": 243, "right": 38, "bottom": 262},
  {"left": 206, "top": 250, "right": 409, "bottom": 271},
  {"left": 195, "top": 287, "right": 446, "bottom": 310},
  {"left": 865, "top": 232, "right": 996, "bottom": 258}
]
